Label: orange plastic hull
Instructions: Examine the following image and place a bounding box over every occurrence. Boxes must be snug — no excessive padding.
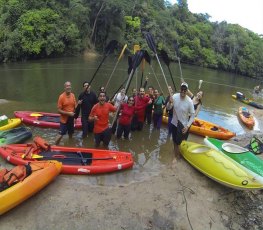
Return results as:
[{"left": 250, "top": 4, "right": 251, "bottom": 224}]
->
[
  {"left": 238, "top": 107, "right": 255, "bottom": 129},
  {"left": 162, "top": 116, "right": 235, "bottom": 140},
  {"left": 0, "top": 161, "right": 61, "bottom": 215}
]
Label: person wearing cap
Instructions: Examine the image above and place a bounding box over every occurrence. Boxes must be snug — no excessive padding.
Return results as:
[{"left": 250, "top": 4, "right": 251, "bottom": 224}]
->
[
  {"left": 180, "top": 79, "right": 203, "bottom": 117},
  {"left": 76, "top": 81, "right": 98, "bottom": 138},
  {"left": 166, "top": 82, "right": 195, "bottom": 159}
]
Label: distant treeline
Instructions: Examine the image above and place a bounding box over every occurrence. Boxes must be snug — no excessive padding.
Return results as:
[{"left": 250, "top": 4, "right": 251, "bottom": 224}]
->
[{"left": 0, "top": 0, "right": 262, "bottom": 79}]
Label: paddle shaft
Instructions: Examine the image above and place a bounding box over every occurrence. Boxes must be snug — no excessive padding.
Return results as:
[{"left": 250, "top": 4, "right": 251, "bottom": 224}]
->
[
  {"left": 29, "top": 153, "right": 115, "bottom": 161},
  {"left": 105, "top": 44, "right": 127, "bottom": 90},
  {"left": 89, "top": 55, "right": 108, "bottom": 85}
]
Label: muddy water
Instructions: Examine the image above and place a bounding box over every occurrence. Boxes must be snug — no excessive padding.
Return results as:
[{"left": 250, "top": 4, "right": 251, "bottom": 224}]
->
[{"left": 0, "top": 56, "right": 262, "bottom": 186}]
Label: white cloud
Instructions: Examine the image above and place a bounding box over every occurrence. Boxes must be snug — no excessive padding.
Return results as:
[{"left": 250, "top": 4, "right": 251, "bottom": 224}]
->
[{"left": 169, "top": 0, "right": 263, "bottom": 35}]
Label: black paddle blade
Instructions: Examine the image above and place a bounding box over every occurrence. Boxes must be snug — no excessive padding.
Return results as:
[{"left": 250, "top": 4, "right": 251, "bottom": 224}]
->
[
  {"left": 143, "top": 50, "right": 151, "bottom": 64},
  {"left": 132, "top": 50, "right": 144, "bottom": 71},
  {"left": 145, "top": 33, "right": 157, "bottom": 54},
  {"left": 128, "top": 55, "right": 133, "bottom": 74},
  {"left": 160, "top": 50, "right": 170, "bottom": 67},
  {"left": 173, "top": 40, "right": 180, "bottom": 57},
  {"left": 105, "top": 40, "right": 118, "bottom": 55}
]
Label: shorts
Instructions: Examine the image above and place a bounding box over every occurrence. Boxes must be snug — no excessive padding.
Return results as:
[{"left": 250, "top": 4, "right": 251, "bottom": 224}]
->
[
  {"left": 94, "top": 128, "right": 111, "bottom": 147},
  {"left": 171, "top": 120, "right": 189, "bottom": 145},
  {"left": 59, "top": 117, "right": 74, "bottom": 135}
]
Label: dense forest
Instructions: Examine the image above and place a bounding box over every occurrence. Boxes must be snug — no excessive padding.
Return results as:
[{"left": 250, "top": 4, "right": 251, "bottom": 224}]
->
[{"left": 0, "top": 0, "right": 262, "bottom": 79}]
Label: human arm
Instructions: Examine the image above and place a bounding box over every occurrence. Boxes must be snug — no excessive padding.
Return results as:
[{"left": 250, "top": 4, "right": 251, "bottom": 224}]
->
[
  {"left": 183, "top": 103, "right": 195, "bottom": 134},
  {"left": 166, "top": 95, "right": 174, "bottom": 110},
  {"left": 195, "top": 103, "right": 201, "bottom": 117},
  {"left": 88, "top": 105, "right": 99, "bottom": 122}
]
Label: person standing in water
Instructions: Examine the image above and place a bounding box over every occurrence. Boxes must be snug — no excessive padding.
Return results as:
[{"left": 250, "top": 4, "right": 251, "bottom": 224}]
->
[
  {"left": 166, "top": 82, "right": 195, "bottom": 160},
  {"left": 76, "top": 81, "right": 97, "bottom": 138},
  {"left": 55, "top": 81, "right": 80, "bottom": 145}
]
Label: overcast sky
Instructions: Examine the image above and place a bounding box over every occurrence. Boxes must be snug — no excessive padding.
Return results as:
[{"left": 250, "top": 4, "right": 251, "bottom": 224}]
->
[{"left": 169, "top": 0, "right": 263, "bottom": 35}]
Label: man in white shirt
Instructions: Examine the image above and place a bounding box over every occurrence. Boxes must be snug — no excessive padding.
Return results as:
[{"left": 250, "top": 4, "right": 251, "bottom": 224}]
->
[{"left": 166, "top": 82, "right": 195, "bottom": 159}]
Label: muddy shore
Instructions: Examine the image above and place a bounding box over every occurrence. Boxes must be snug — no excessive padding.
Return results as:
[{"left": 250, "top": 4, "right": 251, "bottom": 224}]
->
[{"left": 0, "top": 132, "right": 262, "bottom": 230}]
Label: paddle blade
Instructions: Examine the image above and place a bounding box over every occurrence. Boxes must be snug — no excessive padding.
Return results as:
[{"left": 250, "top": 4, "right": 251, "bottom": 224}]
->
[
  {"left": 132, "top": 50, "right": 144, "bottom": 71},
  {"left": 173, "top": 40, "right": 180, "bottom": 57},
  {"left": 143, "top": 50, "right": 151, "bottom": 64},
  {"left": 105, "top": 40, "right": 118, "bottom": 55},
  {"left": 128, "top": 55, "right": 133, "bottom": 74},
  {"left": 160, "top": 50, "right": 170, "bottom": 67},
  {"left": 118, "top": 44, "right": 127, "bottom": 61},
  {"left": 30, "top": 113, "right": 43, "bottom": 117},
  {"left": 133, "top": 44, "right": 140, "bottom": 54},
  {"left": 145, "top": 33, "right": 157, "bottom": 54}
]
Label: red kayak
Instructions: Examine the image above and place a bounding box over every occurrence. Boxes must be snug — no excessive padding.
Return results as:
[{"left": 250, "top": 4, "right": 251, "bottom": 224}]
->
[
  {"left": 14, "top": 111, "right": 82, "bottom": 129},
  {"left": 0, "top": 137, "right": 134, "bottom": 175}
]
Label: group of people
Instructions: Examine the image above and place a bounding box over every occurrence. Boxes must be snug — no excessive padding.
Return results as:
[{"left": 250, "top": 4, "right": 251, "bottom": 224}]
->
[{"left": 55, "top": 79, "right": 204, "bottom": 160}]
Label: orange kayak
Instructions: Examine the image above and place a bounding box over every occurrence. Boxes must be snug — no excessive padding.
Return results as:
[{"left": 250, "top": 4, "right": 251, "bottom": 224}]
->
[
  {"left": 238, "top": 107, "right": 255, "bottom": 129},
  {"left": 0, "top": 161, "right": 61, "bottom": 215},
  {"left": 162, "top": 116, "right": 235, "bottom": 140}
]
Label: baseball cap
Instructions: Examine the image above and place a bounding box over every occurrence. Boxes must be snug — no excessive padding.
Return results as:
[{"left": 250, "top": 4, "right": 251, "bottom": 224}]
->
[{"left": 181, "top": 82, "right": 188, "bottom": 89}]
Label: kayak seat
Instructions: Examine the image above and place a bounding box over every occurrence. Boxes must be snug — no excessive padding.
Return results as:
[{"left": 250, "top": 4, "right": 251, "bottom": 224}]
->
[
  {"left": 192, "top": 120, "right": 202, "bottom": 127},
  {"left": 211, "top": 126, "right": 219, "bottom": 131},
  {"left": 39, "top": 151, "right": 93, "bottom": 165},
  {"left": 242, "top": 111, "right": 250, "bottom": 118},
  {"left": 38, "top": 116, "right": 60, "bottom": 123}
]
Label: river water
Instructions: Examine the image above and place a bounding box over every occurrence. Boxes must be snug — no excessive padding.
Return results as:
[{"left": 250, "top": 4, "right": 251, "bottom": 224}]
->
[{"left": 0, "top": 55, "right": 262, "bottom": 185}]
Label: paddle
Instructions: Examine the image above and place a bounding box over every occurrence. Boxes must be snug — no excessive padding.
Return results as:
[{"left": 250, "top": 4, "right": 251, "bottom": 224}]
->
[
  {"left": 89, "top": 40, "right": 118, "bottom": 85},
  {"left": 145, "top": 33, "right": 171, "bottom": 95},
  {"left": 109, "top": 78, "right": 128, "bottom": 102},
  {"left": 105, "top": 44, "right": 128, "bottom": 90},
  {"left": 160, "top": 50, "right": 176, "bottom": 91},
  {"left": 110, "top": 50, "right": 145, "bottom": 134},
  {"left": 30, "top": 113, "right": 43, "bottom": 117},
  {"left": 143, "top": 50, "right": 165, "bottom": 95},
  {"left": 22, "top": 153, "right": 117, "bottom": 161},
  {"left": 173, "top": 40, "right": 183, "bottom": 80}
]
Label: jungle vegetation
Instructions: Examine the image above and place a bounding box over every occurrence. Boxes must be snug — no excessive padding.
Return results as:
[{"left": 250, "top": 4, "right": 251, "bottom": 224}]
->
[{"left": 0, "top": 0, "right": 262, "bottom": 79}]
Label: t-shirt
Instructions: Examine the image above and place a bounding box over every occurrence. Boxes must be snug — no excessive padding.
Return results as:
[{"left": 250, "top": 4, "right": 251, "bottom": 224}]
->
[
  {"left": 113, "top": 93, "right": 128, "bottom": 108},
  {"left": 118, "top": 104, "right": 136, "bottom": 125},
  {"left": 78, "top": 91, "right": 98, "bottom": 116},
  {"left": 134, "top": 95, "right": 150, "bottom": 122},
  {"left": 57, "top": 92, "right": 77, "bottom": 123},
  {"left": 153, "top": 96, "right": 165, "bottom": 115},
  {"left": 169, "top": 93, "right": 195, "bottom": 128},
  {"left": 89, "top": 102, "right": 116, "bottom": 133}
]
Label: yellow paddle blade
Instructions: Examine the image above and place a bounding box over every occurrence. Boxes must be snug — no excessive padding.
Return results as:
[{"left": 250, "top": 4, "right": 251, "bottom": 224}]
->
[
  {"left": 30, "top": 113, "right": 43, "bottom": 117},
  {"left": 133, "top": 44, "right": 140, "bottom": 54},
  {"left": 118, "top": 44, "right": 127, "bottom": 61},
  {"left": 21, "top": 153, "right": 43, "bottom": 159}
]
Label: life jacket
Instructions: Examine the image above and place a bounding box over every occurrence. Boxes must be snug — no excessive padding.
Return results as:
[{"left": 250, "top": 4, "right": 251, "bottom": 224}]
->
[
  {"left": 22, "top": 137, "right": 50, "bottom": 159},
  {"left": 33, "top": 136, "right": 50, "bottom": 151},
  {"left": 0, "top": 164, "right": 32, "bottom": 192}
]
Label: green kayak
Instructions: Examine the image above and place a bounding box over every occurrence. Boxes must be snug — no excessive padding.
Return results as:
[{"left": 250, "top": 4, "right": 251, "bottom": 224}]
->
[
  {"left": 0, "top": 127, "right": 32, "bottom": 146},
  {"left": 204, "top": 137, "right": 263, "bottom": 180}
]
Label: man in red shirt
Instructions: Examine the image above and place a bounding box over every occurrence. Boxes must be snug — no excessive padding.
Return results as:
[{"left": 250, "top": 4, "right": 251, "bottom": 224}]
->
[
  {"left": 55, "top": 81, "right": 79, "bottom": 145},
  {"left": 133, "top": 87, "right": 152, "bottom": 131},
  {"left": 89, "top": 92, "right": 117, "bottom": 148}
]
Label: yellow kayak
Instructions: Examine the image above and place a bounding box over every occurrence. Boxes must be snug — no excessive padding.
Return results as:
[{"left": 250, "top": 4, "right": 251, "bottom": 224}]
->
[
  {"left": 0, "top": 118, "right": 21, "bottom": 131},
  {"left": 0, "top": 161, "right": 61, "bottom": 215},
  {"left": 179, "top": 141, "right": 263, "bottom": 190}
]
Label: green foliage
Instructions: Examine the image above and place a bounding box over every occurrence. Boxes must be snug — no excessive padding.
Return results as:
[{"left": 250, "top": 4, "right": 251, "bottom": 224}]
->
[{"left": 0, "top": 0, "right": 262, "bottom": 80}]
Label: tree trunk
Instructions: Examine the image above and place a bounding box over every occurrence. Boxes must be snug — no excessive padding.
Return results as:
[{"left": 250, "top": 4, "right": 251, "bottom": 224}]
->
[{"left": 90, "top": 1, "right": 105, "bottom": 44}]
